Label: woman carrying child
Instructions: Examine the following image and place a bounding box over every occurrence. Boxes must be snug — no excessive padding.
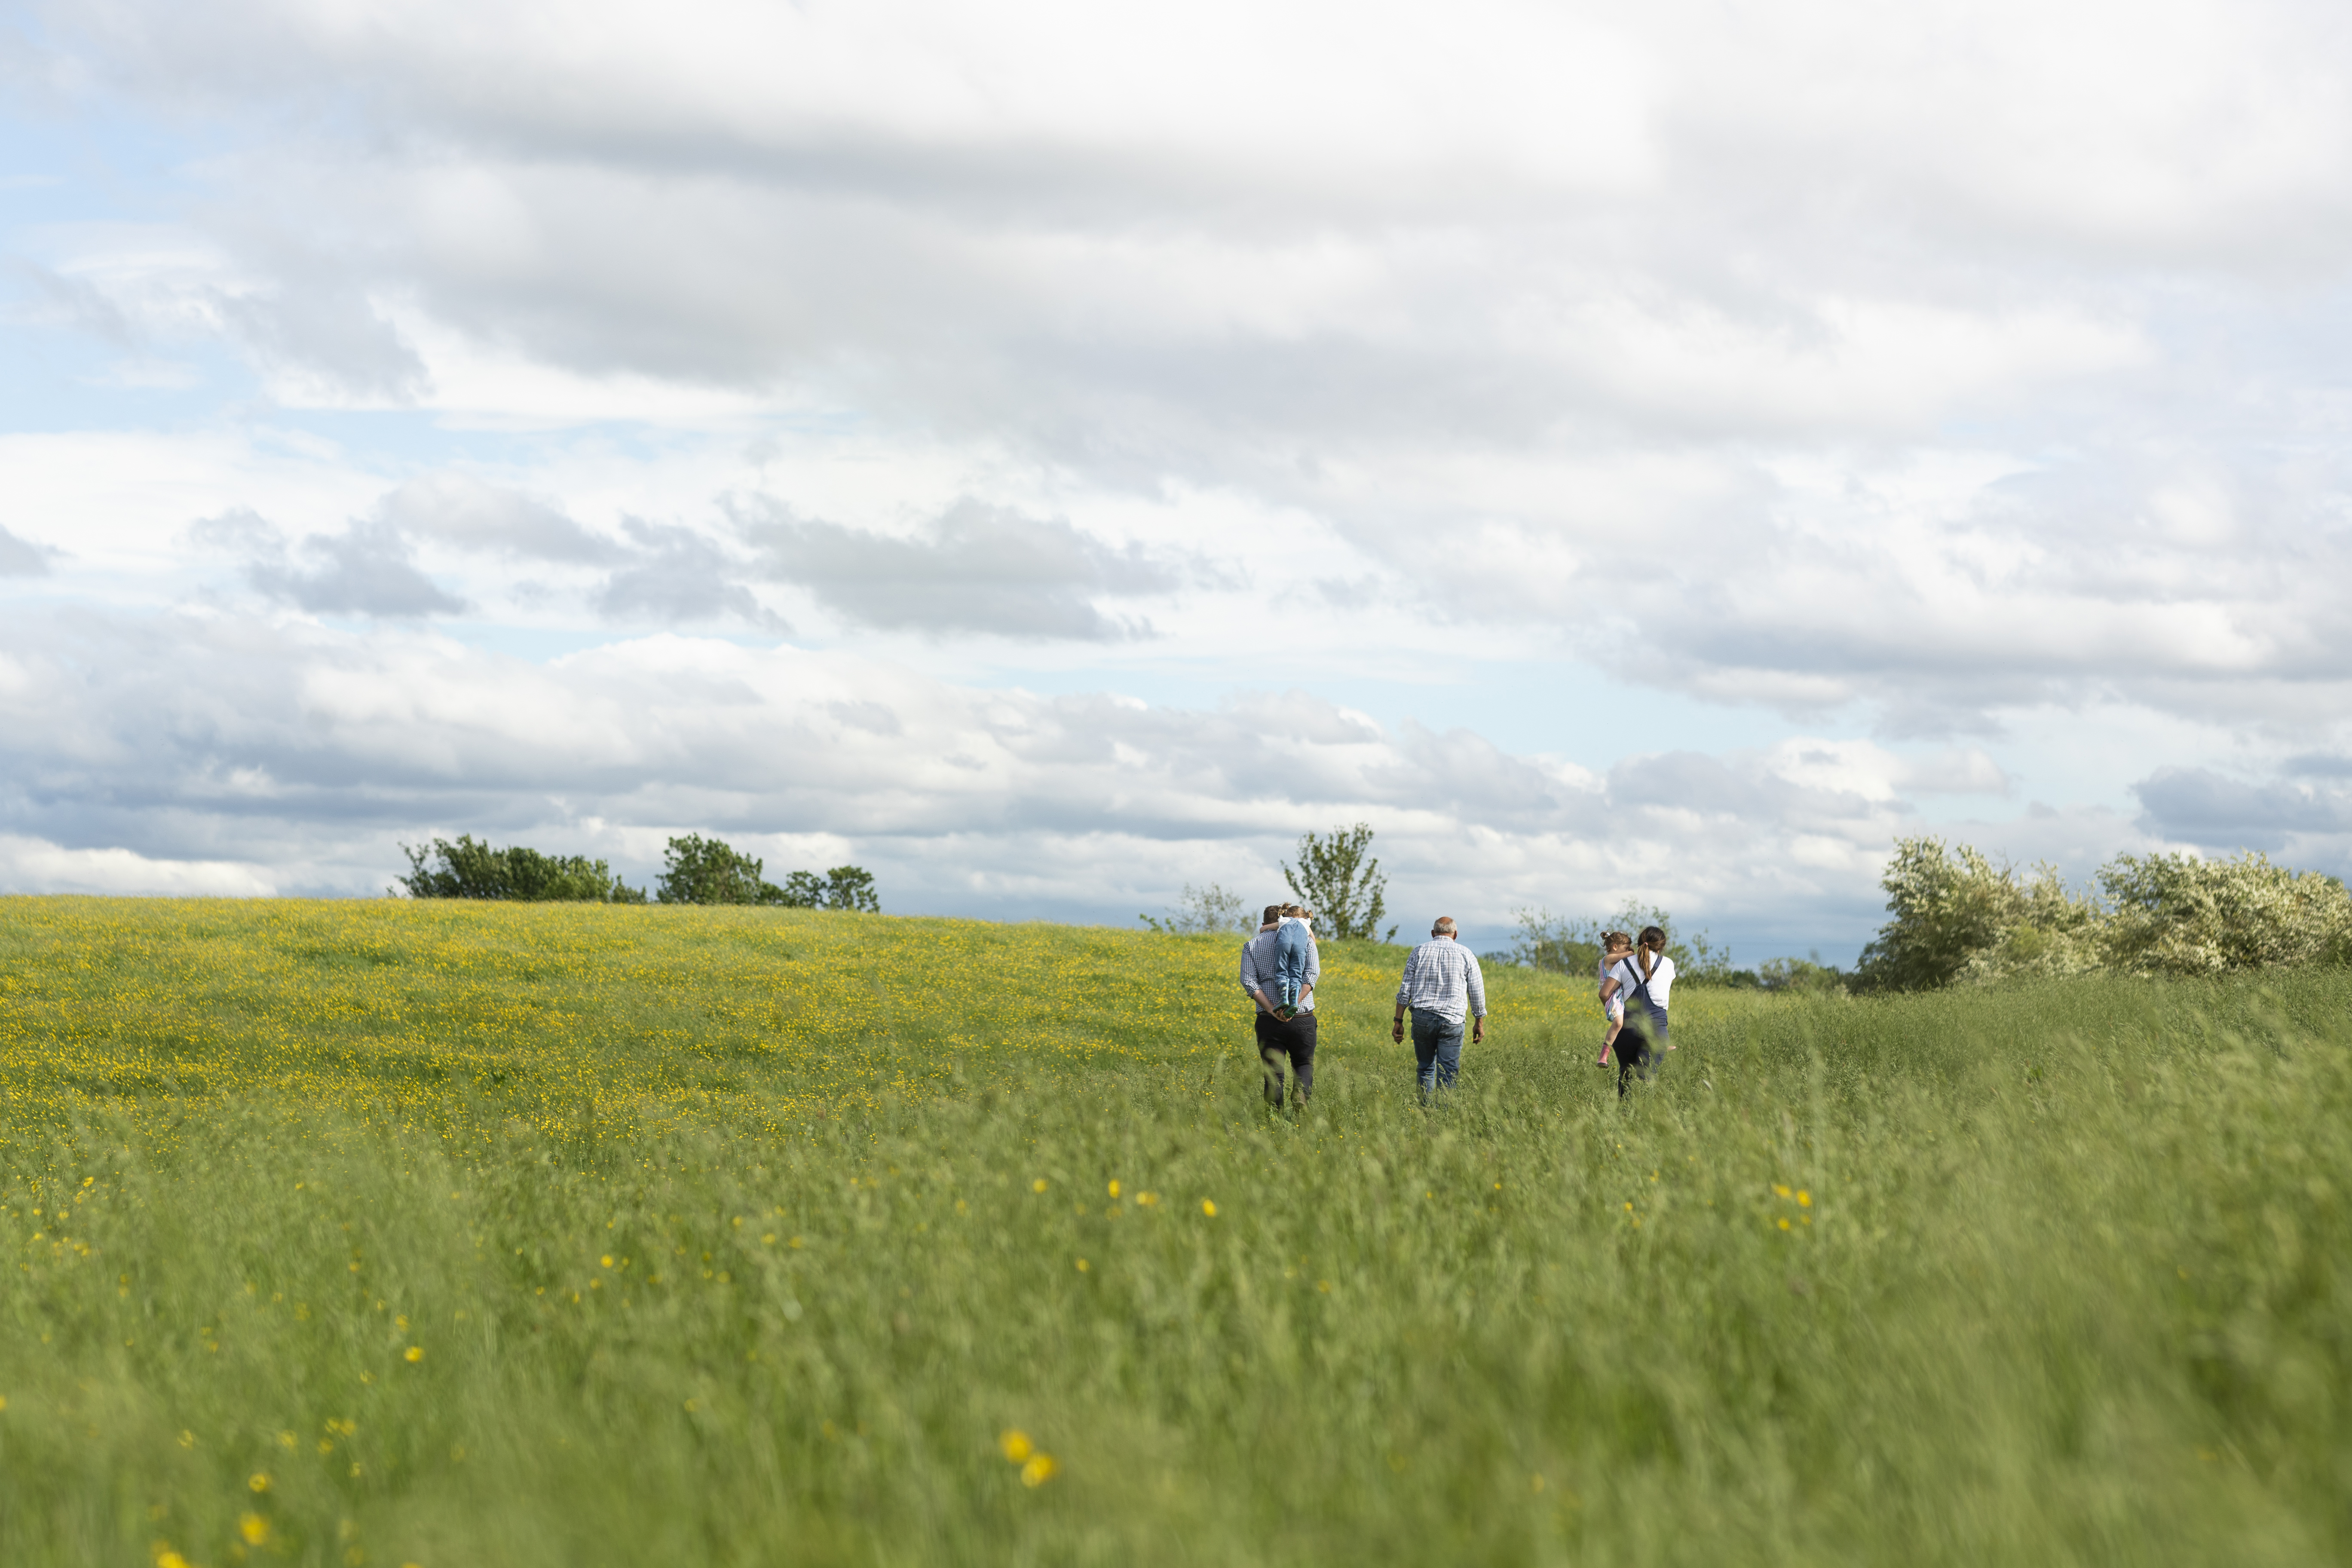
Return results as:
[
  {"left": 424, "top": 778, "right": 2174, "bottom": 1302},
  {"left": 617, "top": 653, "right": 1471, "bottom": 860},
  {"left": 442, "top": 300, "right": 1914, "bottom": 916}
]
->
[{"left": 1608, "top": 925, "right": 1676, "bottom": 1098}]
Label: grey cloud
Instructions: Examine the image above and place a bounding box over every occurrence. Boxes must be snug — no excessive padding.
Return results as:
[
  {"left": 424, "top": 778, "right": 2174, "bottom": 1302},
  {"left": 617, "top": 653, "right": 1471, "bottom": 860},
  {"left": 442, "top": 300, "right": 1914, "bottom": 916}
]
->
[
  {"left": 593, "top": 519, "right": 788, "bottom": 631},
  {"left": 2131, "top": 766, "right": 2352, "bottom": 852},
  {"left": 377, "top": 479, "right": 619, "bottom": 564},
  {"left": 241, "top": 517, "right": 468, "bottom": 618},
  {"left": 826, "top": 701, "right": 902, "bottom": 737},
  {"left": 13, "top": 259, "right": 138, "bottom": 346},
  {"left": 746, "top": 498, "right": 1177, "bottom": 640},
  {"left": 0, "top": 524, "right": 55, "bottom": 577},
  {"left": 213, "top": 283, "right": 428, "bottom": 401},
  {"left": 2284, "top": 753, "right": 2352, "bottom": 778}
]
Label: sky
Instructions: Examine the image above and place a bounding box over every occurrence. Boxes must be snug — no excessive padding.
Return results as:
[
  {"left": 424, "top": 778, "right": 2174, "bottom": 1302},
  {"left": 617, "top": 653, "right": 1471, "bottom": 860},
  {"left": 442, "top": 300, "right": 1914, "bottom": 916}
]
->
[{"left": 5, "top": 0, "right": 2352, "bottom": 962}]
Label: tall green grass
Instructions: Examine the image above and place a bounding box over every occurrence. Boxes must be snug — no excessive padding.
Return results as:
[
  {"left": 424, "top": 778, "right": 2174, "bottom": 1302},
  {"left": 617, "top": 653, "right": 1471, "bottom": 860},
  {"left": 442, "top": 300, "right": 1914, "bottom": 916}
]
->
[{"left": 1, "top": 898, "right": 2346, "bottom": 1565}]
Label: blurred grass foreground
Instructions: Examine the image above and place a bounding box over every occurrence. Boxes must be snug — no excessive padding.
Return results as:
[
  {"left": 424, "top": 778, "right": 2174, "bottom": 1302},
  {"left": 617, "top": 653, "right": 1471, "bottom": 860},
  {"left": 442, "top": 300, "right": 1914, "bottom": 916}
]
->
[{"left": 2, "top": 897, "right": 2347, "bottom": 1566}]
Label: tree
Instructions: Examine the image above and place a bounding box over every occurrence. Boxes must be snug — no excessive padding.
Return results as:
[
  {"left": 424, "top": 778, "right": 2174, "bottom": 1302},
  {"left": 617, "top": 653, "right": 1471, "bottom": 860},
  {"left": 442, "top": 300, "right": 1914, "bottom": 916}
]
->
[
  {"left": 1140, "top": 882, "right": 1253, "bottom": 936},
  {"left": 655, "top": 834, "right": 774, "bottom": 905},
  {"left": 815, "top": 865, "right": 881, "bottom": 913},
  {"left": 1505, "top": 903, "right": 1732, "bottom": 982},
  {"left": 655, "top": 835, "right": 880, "bottom": 911},
  {"left": 1282, "top": 824, "right": 1394, "bottom": 941},
  {"left": 396, "top": 835, "right": 645, "bottom": 903}
]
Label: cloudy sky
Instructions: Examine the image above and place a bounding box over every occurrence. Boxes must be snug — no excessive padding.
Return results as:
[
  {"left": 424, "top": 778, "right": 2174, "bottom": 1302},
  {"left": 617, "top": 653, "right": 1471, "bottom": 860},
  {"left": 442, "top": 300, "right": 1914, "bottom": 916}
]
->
[{"left": 5, "top": 0, "right": 2352, "bottom": 959}]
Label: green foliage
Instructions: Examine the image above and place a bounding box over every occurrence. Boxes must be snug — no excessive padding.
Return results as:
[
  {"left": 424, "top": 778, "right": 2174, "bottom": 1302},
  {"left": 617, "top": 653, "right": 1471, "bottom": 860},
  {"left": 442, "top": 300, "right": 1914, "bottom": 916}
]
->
[
  {"left": 1854, "top": 837, "right": 2101, "bottom": 992},
  {"left": 4, "top": 899, "right": 2351, "bottom": 1564},
  {"left": 395, "top": 834, "right": 645, "bottom": 903},
  {"left": 656, "top": 834, "right": 879, "bottom": 911},
  {"left": 1506, "top": 903, "right": 1735, "bottom": 983},
  {"left": 794, "top": 865, "right": 882, "bottom": 914},
  {"left": 2101, "top": 851, "right": 2352, "bottom": 976},
  {"left": 1856, "top": 837, "right": 2349, "bottom": 991},
  {"left": 1281, "top": 823, "right": 1394, "bottom": 941},
  {"left": 1140, "top": 882, "right": 1254, "bottom": 937},
  {"left": 1713, "top": 954, "right": 1849, "bottom": 994},
  {"left": 655, "top": 833, "right": 772, "bottom": 905}
]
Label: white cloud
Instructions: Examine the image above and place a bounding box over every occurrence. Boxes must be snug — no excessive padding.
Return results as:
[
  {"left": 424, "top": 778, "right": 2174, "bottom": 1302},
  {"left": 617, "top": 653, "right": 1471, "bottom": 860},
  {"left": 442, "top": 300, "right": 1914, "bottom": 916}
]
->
[
  {"left": 7, "top": 0, "right": 2352, "bottom": 946},
  {"left": 0, "top": 835, "right": 276, "bottom": 896}
]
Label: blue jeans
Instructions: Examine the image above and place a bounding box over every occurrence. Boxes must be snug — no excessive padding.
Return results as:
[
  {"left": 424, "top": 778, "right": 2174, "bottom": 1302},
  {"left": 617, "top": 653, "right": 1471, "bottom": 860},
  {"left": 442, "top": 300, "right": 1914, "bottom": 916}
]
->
[
  {"left": 1273, "top": 921, "right": 1312, "bottom": 1009},
  {"left": 1411, "top": 1011, "right": 1464, "bottom": 1095}
]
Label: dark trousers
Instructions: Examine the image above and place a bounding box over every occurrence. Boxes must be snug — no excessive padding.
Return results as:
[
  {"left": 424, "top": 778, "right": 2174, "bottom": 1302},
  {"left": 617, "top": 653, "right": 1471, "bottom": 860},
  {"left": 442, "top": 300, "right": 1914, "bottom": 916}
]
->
[
  {"left": 1255, "top": 1008, "right": 1317, "bottom": 1104},
  {"left": 1616, "top": 1004, "right": 1668, "bottom": 1098},
  {"left": 1411, "top": 1011, "right": 1465, "bottom": 1095}
]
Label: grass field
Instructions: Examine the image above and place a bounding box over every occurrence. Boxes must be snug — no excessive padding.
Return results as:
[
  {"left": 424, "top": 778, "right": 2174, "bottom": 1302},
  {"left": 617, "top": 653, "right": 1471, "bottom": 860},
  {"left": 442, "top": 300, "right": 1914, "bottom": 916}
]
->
[{"left": 2, "top": 897, "right": 2348, "bottom": 1566}]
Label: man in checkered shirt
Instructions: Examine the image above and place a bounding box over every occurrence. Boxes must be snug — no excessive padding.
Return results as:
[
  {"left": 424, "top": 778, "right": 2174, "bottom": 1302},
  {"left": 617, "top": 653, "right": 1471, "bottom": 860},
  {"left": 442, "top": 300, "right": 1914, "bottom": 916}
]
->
[{"left": 1390, "top": 916, "right": 1487, "bottom": 1095}]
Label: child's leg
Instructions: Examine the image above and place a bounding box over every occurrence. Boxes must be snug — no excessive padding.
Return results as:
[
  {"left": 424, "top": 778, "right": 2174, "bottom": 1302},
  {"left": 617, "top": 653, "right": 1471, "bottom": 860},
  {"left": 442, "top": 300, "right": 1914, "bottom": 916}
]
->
[
  {"left": 1274, "top": 925, "right": 1307, "bottom": 1010},
  {"left": 1598, "top": 1004, "right": 1623, "bottom": 1065}
]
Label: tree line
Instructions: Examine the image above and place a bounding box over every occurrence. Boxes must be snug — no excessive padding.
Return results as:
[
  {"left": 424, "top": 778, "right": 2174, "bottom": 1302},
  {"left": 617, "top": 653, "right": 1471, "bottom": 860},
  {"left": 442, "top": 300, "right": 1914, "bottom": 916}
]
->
[
  {"left": 1513, "top": 838, "right": 2352, "bottom": 994},
  {"left": 396, "top": 833, "right": 878, "bottom": 911},
  {"left": 1850, "top": 837, "right": 2351, "bottom": 989}
]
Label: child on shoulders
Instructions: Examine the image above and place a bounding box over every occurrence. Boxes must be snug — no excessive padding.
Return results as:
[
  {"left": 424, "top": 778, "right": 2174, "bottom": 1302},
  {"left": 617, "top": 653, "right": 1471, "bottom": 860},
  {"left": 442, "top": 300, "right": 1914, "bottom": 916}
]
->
[{"left": 1273, "top": 903, "right": 1317, "bottom": 1018}]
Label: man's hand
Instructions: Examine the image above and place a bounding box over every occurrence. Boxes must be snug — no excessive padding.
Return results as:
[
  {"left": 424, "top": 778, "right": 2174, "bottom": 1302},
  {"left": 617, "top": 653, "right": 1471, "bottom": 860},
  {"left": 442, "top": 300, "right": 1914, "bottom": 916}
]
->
[
  {"left": 1391, "top": 1012, "right": 1406, "bottom": 1042},
  {"left": 1473, "top": 1018, "right": 1485, "bottom": 1044}
]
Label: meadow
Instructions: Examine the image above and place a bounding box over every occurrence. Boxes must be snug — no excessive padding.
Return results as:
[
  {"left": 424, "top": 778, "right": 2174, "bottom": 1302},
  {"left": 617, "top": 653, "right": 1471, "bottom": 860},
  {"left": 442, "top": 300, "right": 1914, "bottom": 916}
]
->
[{"left": 1, "top": 897, "right": 2347, "bottom": 1567}]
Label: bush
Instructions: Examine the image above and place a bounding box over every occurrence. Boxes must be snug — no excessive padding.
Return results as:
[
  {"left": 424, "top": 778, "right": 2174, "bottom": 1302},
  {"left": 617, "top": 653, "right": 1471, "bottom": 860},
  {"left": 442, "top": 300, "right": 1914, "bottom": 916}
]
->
[
  {"left": 1854, "top": 836, "right": 2350, "bottom": 990},
  {"left": 396, "top": 836, "right": 645, "bottom": 903},
  {"left": 2101, "top": 851, "right": 2352, "bottom": 977},
  {"left": 1715, "top": 955, "right": 1848, "bottom": 994},
  {"left": 1851, "top": 838, "right": 2102, "bottom": 992},
  {"left": 655, "top": 835, "right": 879, "bottom": 912}
]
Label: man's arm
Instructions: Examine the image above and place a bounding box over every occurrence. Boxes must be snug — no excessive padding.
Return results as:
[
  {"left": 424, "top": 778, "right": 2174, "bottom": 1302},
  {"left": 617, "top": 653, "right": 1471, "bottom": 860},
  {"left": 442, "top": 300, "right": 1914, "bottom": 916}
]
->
[
  {"left": 1239, "top": 938, "right": 1274, "bottom": 1013},
  {"left": 1466, "top": 949, "right": 1487, "bottom": 1043},
  {"left": 1391, "top": 946, "right": 1416, "bottom": 1040}
]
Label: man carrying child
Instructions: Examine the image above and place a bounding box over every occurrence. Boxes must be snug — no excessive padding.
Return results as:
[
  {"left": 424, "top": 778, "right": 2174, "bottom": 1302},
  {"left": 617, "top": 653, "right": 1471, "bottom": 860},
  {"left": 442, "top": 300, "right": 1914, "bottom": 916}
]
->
[{"left": 1239, "top": 903, "right": 1319, "bottom": 1107}]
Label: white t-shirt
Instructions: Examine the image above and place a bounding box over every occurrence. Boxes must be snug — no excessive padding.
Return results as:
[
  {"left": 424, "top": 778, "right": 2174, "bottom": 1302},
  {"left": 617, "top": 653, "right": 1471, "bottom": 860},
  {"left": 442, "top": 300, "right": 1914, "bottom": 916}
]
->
[{"left": 1609, "top": 953, "right": 1675, "bottom": 1011}]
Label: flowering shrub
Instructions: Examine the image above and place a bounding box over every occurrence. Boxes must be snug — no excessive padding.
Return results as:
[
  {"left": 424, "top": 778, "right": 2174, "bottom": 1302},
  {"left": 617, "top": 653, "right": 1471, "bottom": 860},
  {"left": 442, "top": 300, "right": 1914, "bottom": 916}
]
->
[
  {"left": 1856, "top": 837, "right": 2352, "bottom": 989},
  {"left": 2100, "top": 851, "right": 2352, "bottom": 977}
]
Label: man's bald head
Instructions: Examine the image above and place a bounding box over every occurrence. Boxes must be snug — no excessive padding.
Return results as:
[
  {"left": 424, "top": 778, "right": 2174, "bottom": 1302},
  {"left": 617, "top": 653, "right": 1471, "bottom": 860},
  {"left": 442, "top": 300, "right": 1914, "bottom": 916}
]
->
[{"left": 1431, "top": 917, "right": 1457, "bottom": 938}]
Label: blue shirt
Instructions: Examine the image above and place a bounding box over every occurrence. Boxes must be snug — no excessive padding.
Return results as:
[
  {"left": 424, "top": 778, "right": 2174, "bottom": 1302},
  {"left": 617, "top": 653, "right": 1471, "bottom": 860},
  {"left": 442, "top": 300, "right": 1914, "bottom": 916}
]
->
[{"left": 1240, "top": 927, "right": 1320, "bottom": 1011}]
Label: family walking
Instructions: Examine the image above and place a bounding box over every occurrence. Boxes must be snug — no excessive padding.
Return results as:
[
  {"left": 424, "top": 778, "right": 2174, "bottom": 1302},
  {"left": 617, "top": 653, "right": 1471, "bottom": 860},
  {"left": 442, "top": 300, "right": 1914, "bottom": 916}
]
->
[{"left": 1238, "top": 907, "right": 1675, "bottom": 1103}]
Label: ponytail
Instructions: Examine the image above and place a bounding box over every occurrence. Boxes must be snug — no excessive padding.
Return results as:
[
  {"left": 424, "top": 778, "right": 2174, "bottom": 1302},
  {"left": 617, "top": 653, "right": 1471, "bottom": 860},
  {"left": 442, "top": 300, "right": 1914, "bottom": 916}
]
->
[{"left": 1636, "top": 925, "right": 1667, "bottom": 980}]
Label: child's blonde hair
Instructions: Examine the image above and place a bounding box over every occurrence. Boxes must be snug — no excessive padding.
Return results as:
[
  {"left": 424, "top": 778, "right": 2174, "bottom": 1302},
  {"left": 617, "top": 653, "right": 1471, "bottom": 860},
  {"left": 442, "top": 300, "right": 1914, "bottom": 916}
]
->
[{"left": 1602, "top": 930, "right": 1634, "bottom": 951}]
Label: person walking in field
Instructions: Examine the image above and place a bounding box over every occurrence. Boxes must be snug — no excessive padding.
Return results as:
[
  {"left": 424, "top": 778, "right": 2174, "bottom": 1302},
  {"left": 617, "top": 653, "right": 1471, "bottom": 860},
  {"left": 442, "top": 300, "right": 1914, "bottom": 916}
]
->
[
  {"left": 1270, "top": 903, "right": 1316, "bottom": 1017},
  {"left": 1240, "top": 903, "right": 1320, "bottom": 1106},
  {"left": 1608, "top": 924, "right": 1675, "bottom": 1097},
  {"left": 1390, "top": 916, "right": 1486, "bottom": 1096}
]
